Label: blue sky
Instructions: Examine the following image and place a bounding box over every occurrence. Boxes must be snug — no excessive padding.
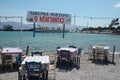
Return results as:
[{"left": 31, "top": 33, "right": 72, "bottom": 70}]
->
[{"left": 0, "top": 0, "right": 120, "bottom": 27}]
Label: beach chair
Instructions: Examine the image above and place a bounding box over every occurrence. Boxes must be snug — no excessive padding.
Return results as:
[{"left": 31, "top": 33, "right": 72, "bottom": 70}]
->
[
  {"left": 25, "top": 61, "right": 43, "bottom": 80},
  {"left": 48, "top": 55, "right": 57, "bottom": 80}
]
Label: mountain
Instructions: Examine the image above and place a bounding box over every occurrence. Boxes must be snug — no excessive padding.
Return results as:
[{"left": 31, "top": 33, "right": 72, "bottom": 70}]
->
[
  {"left": 0, "top": 21, "right": 33, "bottom": 30},
  {"left": 0, "top": 21, "right": 85, "bottom": 30}
]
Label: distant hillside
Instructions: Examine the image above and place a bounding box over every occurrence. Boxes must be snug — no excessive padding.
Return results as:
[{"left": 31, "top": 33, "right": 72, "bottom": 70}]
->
[
  {"left": 0, "top": 21, "right": 33, "bottom": 30},
  {"left": 0, "top": 21, "right": 85, "bottom": 31}
]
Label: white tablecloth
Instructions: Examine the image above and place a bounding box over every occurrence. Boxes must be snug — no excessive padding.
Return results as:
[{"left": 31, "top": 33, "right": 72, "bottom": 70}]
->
[
  {"left": 92, "top": 46, "right": 109, "bottom": 61},
  {"left": 21, "top": 56, "right": 49, "bottom": 64},
  {"left": 20, "top": 56, "right": 50, "bottom": 79},
  {"left": 1, "top": 47, "right": 23, "bottom": 54},
  {"left": 93, "top": 46, "right": 109, "bottom": 50},
  {"left": 57, "top": 47, "right": 77, "bottom": 60},
  {"left": 21, "top": 56, "right": 50, "bottom": 70}
]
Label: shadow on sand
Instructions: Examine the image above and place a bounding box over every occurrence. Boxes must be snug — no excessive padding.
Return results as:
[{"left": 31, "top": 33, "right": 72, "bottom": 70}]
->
[
  {"left": 0, "top": 63, "right": 18, "bottom": 73},
  {"left": 56, "top": 61, "right": 80, "bottom": 72}
]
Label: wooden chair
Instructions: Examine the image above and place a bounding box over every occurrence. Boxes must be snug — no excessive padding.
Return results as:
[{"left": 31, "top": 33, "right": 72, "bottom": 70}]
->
[
  {"left": 95, "top": 47, "right": 104, "bottom": 61},
  {"left": 61, "top": 50, "right": 70, "bottom": 60},
  {"left": 0, "top": 53, "right": 2, "bottom": 68},
  {"left": 2, "top": 54, "right": 13, "bottom": 69},
  {"left": 16, "top": 54, "right": 23, "bottom": 80},
  {"left": 60, "top": 50, "right": 70, "bottom": 68},
  {"left": 56, "top": 46, "right": 60, "bottom": 49},
  {"left": 25, "top": 61, "right": 43, "bottom": 80},
  {"left": 31, "top": 51, "right": 42, "bottom": 56},
  {"left": 88, "top": 46, "right": 93, "bottom": 60},
  {"left": 48, "top": 55, "right": 57, "bottom": 80},
  {"left": 78, "top": 47, "right": 82, "bottom": 55},
  {"left": 22, "top": 46, "right": 29, "bottom": 60},
  {"left": 73, "top": 48, "right": 82, "bottom": 66},
  {"left": 69, "top": 45, "right": 76, "bottom": 48}
]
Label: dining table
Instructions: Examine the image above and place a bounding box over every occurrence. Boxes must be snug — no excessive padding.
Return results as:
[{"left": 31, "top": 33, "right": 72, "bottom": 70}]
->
[
  {"left": 0, "top": 47, "right": 23, "bottom": 54},
  {"left": 57, "top": 47, "right": 77, "bottom": 60},
  {"left": 92, "top": 45, "right": 109, "bottom": 61},
  {"left": 21, "top": 55, "right": 50, "bottom": 80},
  {"left": 0, "top": 47, "right": 23, "bottom": 69}
]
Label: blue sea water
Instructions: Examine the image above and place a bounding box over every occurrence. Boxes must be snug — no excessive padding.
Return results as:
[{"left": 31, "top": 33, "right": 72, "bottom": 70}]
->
[{"left": 0, "top": 31, "right": 120, "bottom": 53}]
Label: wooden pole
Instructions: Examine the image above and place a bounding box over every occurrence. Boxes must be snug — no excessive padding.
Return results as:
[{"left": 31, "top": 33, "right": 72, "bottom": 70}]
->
[
  {"left": 62, "top": 24, "right": 65, "bottom": 38},
  {"left": 20, "top": 17, "right": 23, "bottom": 49}
]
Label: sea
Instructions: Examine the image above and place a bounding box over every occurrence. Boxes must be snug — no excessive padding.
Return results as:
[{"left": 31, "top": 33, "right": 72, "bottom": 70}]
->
[{"left": 0, "top": 31, "right": 120, "bottom": 54}]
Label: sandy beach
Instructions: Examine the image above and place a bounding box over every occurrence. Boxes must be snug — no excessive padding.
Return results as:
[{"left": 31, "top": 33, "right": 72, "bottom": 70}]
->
[{"left": 0, "top": 53, "right": 120, "bottom": 80}]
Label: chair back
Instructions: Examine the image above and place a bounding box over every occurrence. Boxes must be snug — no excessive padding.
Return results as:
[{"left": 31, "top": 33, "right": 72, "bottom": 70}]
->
[
  {"left": 78, "top": 47, "right": 82, "bottom": 55},
  {"left": 61, "top": 50, "right": 70, "bottom": 59},
  {"left": 26, "top": 46, "right": 29, "bottom": 55},
  {"left": 95, "top": 46, "right": 104, "bottom": 54},
  {"left": 3, "top": 54, "right": 12, "bottom": 61},
  {"left": 69, "top": 45, "right": 76, "bottom": 48},
  {"left": 2, "top": 54, "right": 13, "bottom": 69},
  {"left": 0, "top": 47, "right": 2, "bottom": 51},
  {"left": 25, "top": 62, "right": 43, "bottom": 80},
  {"left": 16, "top": 54, "right": 21, "bottom": 67},
  {"left": 31, "top": 51, "right": 42, "bottom": 56},
  {"left": 56, "top": 46, "right": 60, "bottom": 49}
]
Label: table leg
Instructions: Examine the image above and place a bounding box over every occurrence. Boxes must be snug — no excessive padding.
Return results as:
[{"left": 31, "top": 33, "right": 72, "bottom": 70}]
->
[{"left": 43, "top": 68, "right": 48, "bottom": 80}]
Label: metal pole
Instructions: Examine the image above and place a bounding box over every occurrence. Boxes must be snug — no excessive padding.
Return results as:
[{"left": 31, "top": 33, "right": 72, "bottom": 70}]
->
[
  {"left": 0, "top": 18, "right": 1, "bottom": 27},
  {"left": 74, "top": 15, "right": 76, "bottom": 27},
  {"left": 62, "top": 24, "right": 65, "bottom": 38},
  {"left": 20, "top": 17, "right": 23, "bottom": 49},
  {"left": 87, "top": 22, "right": 89, "bottom": 28},
  {"left": 112, "top": 46, "right": 115, "bottom": 63},
  {"left": 33, "top": 22, "right": 35, "bottom": 37}
]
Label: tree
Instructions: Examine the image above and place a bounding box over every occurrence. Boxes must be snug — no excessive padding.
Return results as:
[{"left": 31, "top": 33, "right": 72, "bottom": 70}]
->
[
  {"left": 117, "top": 26, "right": 120, "bottom": 30},
  {"left": 109, "top": 18, "right": 119, "bottom": 30}
]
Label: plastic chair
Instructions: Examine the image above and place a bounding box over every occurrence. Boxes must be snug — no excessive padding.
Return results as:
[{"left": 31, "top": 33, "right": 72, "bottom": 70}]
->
[
  {"left": 25, "top": 61, "right": 43, "bottom": 80},
  {"left": 31, "top": 51, "right": 42, "bottom": 56},
  {"left": 16, "top": 54, "right": 22, "bottom": 66}
]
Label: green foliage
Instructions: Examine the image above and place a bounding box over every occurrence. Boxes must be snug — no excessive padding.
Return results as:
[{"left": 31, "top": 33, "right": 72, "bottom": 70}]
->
[{"left": 109, "top": 18, "right": 119, "bottom": 30}]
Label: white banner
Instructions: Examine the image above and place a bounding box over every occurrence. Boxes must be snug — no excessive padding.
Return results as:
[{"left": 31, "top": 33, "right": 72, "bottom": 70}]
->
[{"left": 26, "top": 11, "right": 71, "bottom": 24}]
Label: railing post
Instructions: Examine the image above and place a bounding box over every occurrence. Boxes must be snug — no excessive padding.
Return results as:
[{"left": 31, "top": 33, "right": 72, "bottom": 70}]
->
[
  {"left": 62, "top": 24, "right": 65, "bottom": 38},
  {"left": 26, "top": 46, "right": 29, "bottom": 55},
  {"left": 112, "top": 46, "right": 115, "bottom": 63},
  {"left": 33, "top": 22, "right": 36, "bottom": 37}
]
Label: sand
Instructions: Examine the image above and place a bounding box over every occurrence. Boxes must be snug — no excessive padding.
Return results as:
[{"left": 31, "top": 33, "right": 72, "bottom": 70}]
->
[{"left": 0, "top": 54, "right": 120, "bottom": 80}]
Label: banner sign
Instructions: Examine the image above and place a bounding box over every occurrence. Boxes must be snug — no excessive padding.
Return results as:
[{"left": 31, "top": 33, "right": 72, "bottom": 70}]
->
[{"left": 27, "top": 11, "right": 71, "bottom": 24}]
